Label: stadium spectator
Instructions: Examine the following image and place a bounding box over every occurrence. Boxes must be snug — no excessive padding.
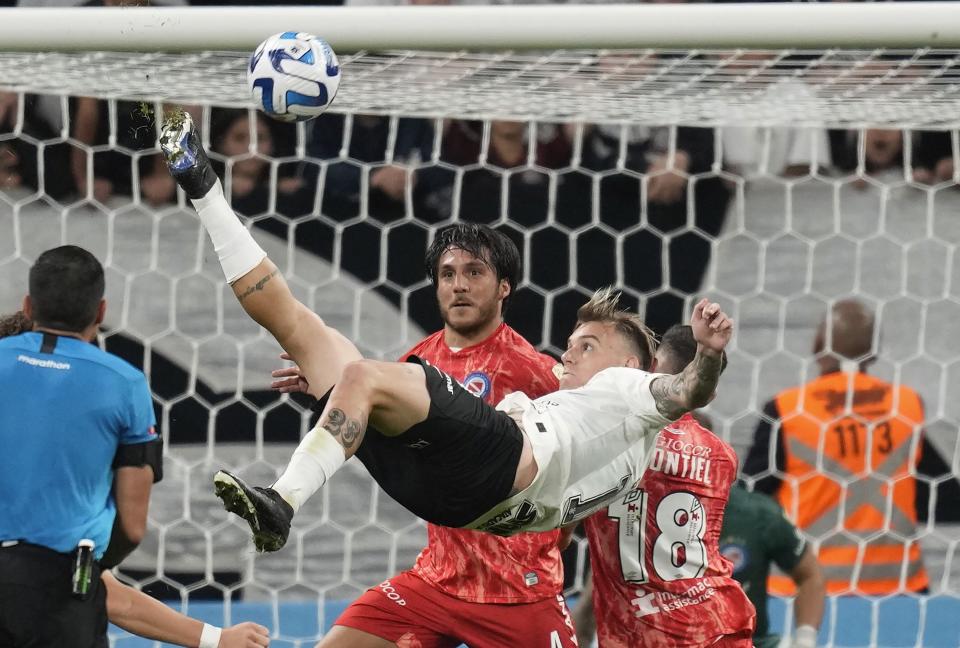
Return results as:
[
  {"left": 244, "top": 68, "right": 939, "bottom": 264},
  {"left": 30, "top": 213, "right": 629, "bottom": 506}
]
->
[
  {"left": 71, "top": 97, "right": 175, "bottom": 205},
  {"left": 909, "top": 130, "right": 956, "bottom": 185},
  {"left": 574, "top": 324, "right": 756, "bottom": 647},
  {"left": 0, "top": 91, "right": 73, "bottom": 199},
  {"left": 575, "top": 119, "right": 729, "bottom": 334},
  {"left": 827, "top": 128, "right": 945, "bottom": 188},
  {"left": 0, "top": 140, "right": 18, "bottom": 191},
  {"left": 0, "top": 245, "right": 162, "bottom": 647},
  {"left": 720, "top": 53, "right": 831, "bottom": 178},
  {"left": 0, "top": 309, "right": 270, "bottom": 648},
  {"left": 742, "top": 299, "right": 929, "bottom": 595},
  {"left": 189, "top": 0, "right": 339, "bottom": 5},
  {"left": 720, "top": 482, "right": 825, "bottom": 648},
  {"left": 307, "top": 112, "right": 438, "bottom": 222},
  {"left": 17, "top": 0, "right": 185, "bottom": 5},
  {"left": 208, "top": 108, "right": 316, "bottom": 218},
  {"left": 273, "top": 223, "right": 577, "bottom": 647},
  {"left": 441, "top": 119, "right": 572, "bottom": 226}
]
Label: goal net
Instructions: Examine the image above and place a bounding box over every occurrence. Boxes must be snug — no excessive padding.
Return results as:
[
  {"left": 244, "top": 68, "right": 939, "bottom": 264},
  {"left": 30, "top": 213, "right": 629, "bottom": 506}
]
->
[{"left": 2, "top": 10, "right": 960, "bottom": 648}]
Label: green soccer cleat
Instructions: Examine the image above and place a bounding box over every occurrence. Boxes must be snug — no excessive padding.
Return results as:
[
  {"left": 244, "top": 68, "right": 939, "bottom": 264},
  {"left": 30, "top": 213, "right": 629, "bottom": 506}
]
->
[
  {"left": 213, "top": 470, "right": 294, "bottom": 553},
  {"left": 159, "top": 111, "right": 219, "bottom": 200}
]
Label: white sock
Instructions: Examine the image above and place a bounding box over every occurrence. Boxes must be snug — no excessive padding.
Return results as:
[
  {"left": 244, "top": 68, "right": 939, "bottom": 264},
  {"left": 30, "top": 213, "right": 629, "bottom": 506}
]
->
[
  {"left": 272, "top": 422, "right": 346, "bottom": 512},
  {"left": 190, "top": 180, "right": 267, "bottom": 283}
]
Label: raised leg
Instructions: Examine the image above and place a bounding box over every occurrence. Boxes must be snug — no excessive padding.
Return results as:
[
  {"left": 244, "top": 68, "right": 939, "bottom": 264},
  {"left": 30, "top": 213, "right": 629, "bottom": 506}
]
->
[{"left": 159, "top": 111, "right": 360, "bottom": 400}]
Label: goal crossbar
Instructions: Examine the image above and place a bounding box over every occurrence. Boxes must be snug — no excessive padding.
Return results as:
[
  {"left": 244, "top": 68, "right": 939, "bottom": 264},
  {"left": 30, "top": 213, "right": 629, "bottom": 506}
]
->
[
  {"left": 2, "top": 3, "right": 960, "bottom": 52},
  {"left": 3, "top": 48, "right": 960, "bottom": 128}
]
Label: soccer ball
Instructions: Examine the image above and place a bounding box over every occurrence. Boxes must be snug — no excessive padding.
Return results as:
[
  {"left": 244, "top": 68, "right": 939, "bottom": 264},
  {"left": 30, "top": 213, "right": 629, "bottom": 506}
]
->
[{"left": 248, "top": 32, "right": 341, "bottom": 123}]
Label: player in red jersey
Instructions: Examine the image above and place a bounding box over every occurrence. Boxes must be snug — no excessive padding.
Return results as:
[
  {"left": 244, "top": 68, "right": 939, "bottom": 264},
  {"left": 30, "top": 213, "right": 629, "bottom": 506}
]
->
[
  {"left": 271, "top": 224, "right": 578, "bottom": 648},
  {"left": 579, "top": 324, "right": 755, "bottom": 648}
]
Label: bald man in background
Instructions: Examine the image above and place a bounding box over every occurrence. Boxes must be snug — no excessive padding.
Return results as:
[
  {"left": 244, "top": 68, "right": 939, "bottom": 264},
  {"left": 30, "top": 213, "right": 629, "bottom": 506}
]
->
[{"left": 742, "top": 299, "right": 930, "bottom": 595}]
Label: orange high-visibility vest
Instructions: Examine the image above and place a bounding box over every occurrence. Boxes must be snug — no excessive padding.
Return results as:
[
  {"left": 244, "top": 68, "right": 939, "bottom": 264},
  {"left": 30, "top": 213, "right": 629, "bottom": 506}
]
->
[{"left": 768, "top": 371, "right": 927, "bottom": 596}]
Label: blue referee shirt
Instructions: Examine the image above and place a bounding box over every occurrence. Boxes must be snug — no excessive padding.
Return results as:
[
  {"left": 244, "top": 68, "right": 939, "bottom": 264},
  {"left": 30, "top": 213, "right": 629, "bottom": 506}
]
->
[{"left": 0, "top": 332, "right": 156, "bottom": 559}]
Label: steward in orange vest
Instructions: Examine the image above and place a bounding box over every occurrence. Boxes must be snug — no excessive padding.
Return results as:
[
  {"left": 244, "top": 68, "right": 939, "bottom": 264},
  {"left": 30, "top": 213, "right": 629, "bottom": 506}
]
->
[{"left": 742, "top": 300, "right": 927, "bottom": 595}]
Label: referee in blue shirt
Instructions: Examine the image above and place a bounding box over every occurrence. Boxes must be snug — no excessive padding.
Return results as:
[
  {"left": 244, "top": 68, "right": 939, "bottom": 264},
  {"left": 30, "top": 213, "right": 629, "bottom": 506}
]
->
[{"left": 0, "top": 245, "right": 162, "bottom": 648}]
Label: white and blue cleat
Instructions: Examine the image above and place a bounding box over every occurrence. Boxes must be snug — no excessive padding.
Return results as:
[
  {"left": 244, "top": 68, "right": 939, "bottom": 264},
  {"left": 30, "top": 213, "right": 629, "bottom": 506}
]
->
[{"left": 159, "top": 111, "right": 219, "bottom": 199}]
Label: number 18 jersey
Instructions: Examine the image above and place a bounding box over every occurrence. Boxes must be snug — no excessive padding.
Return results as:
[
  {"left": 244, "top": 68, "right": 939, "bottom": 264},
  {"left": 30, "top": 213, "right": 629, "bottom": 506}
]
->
[{"left": 584, "top": 414, "right": 756, "bottom": 647}]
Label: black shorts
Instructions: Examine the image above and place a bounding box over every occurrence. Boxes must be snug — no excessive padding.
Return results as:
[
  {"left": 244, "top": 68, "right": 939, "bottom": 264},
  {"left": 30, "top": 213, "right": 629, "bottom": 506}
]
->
[
  {"left": 0, "top": 543, "right": 107, "bottom": 648},
  {"left": 316, "top": 357, "right": 523, "bottom": 528}
]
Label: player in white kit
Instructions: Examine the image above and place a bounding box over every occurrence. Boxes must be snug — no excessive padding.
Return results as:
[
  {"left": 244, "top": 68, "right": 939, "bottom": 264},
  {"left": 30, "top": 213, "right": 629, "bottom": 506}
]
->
[{"left": 158, "top": 113, "right": 734, "bottom": 551}]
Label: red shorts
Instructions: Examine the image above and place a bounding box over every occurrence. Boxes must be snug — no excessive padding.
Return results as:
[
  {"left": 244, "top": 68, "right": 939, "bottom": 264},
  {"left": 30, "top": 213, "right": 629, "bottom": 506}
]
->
[{"left": 333, "top": 571, "right": 578, "bottom": 648}]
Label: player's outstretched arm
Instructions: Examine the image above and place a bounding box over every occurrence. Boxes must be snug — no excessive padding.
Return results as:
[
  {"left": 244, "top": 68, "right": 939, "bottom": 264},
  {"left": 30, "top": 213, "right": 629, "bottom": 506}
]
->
[
  {"left": 650, "top": 298, "right": 733, "bottom": 420},
  {"left": 159, "top": 112, "right": 360, "bottom": 399},
  {"left": 103, "top": 571, "right": 270, "bottom": 647},
  {"left": 789, "top": 546, "right": 825, "bottom": 648}
]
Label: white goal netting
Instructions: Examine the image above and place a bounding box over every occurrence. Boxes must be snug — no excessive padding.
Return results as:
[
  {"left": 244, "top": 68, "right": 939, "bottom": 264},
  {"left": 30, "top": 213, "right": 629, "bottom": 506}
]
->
[{"left": 2, "top": 47, "right": 960, "bottom": 648}]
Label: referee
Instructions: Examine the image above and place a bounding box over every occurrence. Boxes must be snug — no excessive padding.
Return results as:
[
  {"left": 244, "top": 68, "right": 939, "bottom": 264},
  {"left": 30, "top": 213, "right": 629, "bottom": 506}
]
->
[{"left": 0, "top": 245, "right": 162, "bottom": 648}]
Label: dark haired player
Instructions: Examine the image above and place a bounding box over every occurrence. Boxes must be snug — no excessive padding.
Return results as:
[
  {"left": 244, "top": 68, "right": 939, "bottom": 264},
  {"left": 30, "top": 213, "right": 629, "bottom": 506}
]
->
[
  {"left": 0, "top": 245, "right": 161, "bottom": 648},
  {"left": 272, "top": 223, "right": 576, "bottom": 647}
]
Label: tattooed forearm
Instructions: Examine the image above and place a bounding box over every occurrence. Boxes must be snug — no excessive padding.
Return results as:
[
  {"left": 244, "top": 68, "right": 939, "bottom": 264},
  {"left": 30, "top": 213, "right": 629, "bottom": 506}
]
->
[
  {"left": 651, "top": 375, "right": 688, "bottom": 420},
  {"left": 689, "top": 350, "right": 722, "bottom": 406},
  {"left": 236, "top": 268, "right": 279, "bottom": 303},
  {"left": 651, "top": 350, "right": 723, "bottom": 420},
  {"left": 321, "top": 407, "right": 364, "bottom": 450}
]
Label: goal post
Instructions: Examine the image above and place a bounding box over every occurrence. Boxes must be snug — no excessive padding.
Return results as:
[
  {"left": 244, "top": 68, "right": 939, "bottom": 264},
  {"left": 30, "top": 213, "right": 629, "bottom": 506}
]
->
[{"left": 1, "top": 5, "right": 960, "bottom": 647}]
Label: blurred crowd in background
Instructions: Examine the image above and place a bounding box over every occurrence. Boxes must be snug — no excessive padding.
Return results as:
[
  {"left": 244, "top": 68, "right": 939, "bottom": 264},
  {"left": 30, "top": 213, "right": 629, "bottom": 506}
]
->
[{"left": 1, "top": 84, "right": 957, "bottom": 338}]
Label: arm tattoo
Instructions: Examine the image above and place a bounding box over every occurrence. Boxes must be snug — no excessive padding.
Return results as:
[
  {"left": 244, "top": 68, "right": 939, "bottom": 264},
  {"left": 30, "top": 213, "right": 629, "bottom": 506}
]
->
[
  {"left": 236, "top": 268, "right": 279, "bottom": 303},
  {"left": 651, "top": 350, "right": 723, "bottom": 420},
  {"left": 321, "top": 407, "right": 364, "bottom": 450},
  {"left": 651, "top": 375, "right": 688, "bottom": 420}
]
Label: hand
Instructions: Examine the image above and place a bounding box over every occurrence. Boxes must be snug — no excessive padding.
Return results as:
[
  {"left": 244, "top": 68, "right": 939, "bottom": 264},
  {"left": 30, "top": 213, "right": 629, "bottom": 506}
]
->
[
  {"left": 278, "top": 176, "right": 304, "bottom": 194},
  {"left": 0, "top": 144, "right": 21, "bottom": 190},
  {"left": 690, "top": 297, "right": 733, "bottom": 354},
  {"left": 935, "top": 156, "right": 955, "bottom": 184},
  {"left": 140, "top": 172, "right": 175, "bottom": 206},
  {"left": 93, "top": 177, "right": 113, "bottom": 204},
  {"left": 646, "top": 151, "right": 689, "bottom": 205},
  {"left": 270, "top": 352, "right": 310, "bottom": 393},
  {"left": 218, "top": 622, "right": 270, "bottom": 647},
  {"left": 230, "top": 172, "right": 256, "bottom": 198},
  {"left": 370, "top": 165, "right": 411, "bottom": 201},
  {"left": 0, "top": 92, "right": 18, "bottom": 129}
]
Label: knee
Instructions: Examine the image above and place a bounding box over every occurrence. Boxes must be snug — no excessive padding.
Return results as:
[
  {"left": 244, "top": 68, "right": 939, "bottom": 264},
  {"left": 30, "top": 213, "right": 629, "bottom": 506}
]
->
[{"left": 339, "top": 359, "right": 382, "bottom": 393}]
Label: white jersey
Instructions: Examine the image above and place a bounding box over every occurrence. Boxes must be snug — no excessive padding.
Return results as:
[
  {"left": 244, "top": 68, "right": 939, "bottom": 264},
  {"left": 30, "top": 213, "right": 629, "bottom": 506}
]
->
[{"left": 466, "top": 367, "right": 671, "bottom": 535}]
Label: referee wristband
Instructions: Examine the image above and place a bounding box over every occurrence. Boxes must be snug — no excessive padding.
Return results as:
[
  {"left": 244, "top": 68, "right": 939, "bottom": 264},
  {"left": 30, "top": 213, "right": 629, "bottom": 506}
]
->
[
  {"left": 199, "top": 623, "right": 222, "bottom": 648},
  {"left": 794, "top": 624, "right": 818, "bottom": 648}
]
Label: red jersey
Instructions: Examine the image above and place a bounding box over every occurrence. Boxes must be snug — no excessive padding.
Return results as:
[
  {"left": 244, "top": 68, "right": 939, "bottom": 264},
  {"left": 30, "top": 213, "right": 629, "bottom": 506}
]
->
[
  {"left": 400, "top": 322, "right": 563, "bottom": 603},
  {"left": 584, "top": 414, "right": 756, "bottom": 647}
]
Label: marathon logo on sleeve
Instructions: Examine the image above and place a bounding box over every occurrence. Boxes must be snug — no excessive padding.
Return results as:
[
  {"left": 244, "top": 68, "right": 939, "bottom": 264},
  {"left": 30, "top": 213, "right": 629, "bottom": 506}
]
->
[{"left": 17, "top": 354, "right": 70, "bottom": 370}]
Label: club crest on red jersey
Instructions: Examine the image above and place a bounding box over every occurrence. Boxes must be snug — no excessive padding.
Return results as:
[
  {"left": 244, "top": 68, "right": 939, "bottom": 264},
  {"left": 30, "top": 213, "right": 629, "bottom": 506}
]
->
[{"left": 463, "top": 371, "right": 491, "bottom": 398}]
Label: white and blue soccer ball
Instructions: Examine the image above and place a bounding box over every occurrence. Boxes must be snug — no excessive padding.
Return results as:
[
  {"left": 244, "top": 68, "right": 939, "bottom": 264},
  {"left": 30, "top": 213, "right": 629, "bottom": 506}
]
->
[{"left": 248, "top": 32, "right": 341, "bottom": 123}]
